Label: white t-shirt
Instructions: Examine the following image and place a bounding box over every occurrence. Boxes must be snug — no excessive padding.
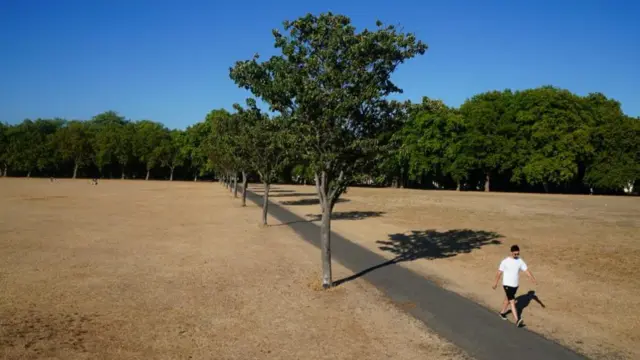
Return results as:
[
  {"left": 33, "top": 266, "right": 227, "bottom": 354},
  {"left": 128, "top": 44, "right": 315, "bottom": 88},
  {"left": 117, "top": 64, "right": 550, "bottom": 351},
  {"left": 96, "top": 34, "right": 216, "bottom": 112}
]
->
[{"left": 499, "top": 257, "right": 528, "bottom": 287}]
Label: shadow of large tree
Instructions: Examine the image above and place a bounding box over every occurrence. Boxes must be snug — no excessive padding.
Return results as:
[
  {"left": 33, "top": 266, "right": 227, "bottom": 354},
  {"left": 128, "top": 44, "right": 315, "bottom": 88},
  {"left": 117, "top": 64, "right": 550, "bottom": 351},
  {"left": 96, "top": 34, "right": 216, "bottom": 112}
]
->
[
  {"left": 377, "top": 229, "right": 503, "bottom": 261},
  {"left": 269, "top": 192, "right": 319, "bottom": 198},
  {"left": 334, "top": 229, "right": 502, "bottom": 286},
  {"left": 280, "top": 198, "right": 349, "bottom": 206},
  {"left": 251, "top": 189, "right": 296, "bottom": 194},
  {"left": 305, "top": 211, "right": 384, "bottom": 221}
]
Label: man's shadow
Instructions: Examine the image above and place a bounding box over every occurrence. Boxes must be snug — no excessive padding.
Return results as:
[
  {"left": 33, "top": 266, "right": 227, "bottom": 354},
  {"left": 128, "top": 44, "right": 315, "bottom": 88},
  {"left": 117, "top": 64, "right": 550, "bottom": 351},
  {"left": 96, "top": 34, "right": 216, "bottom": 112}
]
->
[{"left": 504, "top": 290, "right": 546, "bottom": 320}]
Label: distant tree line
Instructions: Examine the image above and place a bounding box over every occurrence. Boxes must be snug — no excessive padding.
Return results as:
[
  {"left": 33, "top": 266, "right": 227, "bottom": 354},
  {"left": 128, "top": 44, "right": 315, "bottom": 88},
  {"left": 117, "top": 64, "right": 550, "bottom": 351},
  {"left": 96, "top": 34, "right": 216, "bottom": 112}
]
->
[
  {"left": 2, "top": 12, "right": 638, "bottom": 288},
  {"left": 2, "top": 88, "right": 636, "bottom": 195},
  {"left": 0, "top": 111, "right": 214, "bottom": 181},
  {"left": 385, "top": 88, "right": 639, "bottom": 195}
]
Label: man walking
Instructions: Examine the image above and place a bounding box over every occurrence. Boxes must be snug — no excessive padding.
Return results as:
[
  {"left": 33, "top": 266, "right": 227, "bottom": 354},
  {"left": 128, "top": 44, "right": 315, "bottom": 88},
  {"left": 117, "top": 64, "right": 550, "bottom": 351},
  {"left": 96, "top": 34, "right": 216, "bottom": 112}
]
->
[{"left": 492, "top": 245, "right": 537, "bottom": 327}]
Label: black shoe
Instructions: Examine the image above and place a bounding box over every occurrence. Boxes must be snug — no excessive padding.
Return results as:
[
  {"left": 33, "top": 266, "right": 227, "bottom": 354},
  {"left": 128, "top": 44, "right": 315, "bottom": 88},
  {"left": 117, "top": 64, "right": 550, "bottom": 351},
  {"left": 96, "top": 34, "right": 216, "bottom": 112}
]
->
[
  {"left": 499, "top": 312, "right": 507, "bottom": 320},
  {"left": 516, "top": 319, "right": 524, "bottom": 327}
]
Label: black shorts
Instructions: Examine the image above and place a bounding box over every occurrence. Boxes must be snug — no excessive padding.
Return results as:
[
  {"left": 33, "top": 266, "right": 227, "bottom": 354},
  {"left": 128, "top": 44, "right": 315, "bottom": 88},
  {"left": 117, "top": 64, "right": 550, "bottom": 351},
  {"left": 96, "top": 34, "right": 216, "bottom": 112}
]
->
[{"left": 503, "top": 285, "right": 518, "bottom": 300}]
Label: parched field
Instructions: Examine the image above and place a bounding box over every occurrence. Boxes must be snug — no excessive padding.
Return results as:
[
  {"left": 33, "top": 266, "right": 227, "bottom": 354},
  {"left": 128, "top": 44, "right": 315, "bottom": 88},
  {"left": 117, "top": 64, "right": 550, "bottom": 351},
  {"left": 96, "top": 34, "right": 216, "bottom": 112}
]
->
[
  {"left": 266, "top": 184, "right": 640, "bottom": 360},
  {"left": 0, "top": 179, "right": 466, "bottom": 360}
]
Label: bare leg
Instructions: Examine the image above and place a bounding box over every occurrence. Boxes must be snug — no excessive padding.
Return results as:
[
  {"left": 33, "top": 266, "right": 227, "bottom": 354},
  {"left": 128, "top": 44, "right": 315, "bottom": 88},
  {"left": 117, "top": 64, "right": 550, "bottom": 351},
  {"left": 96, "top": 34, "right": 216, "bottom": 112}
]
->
[
  {"left": 510, "top": 300, "right": 519, "bottom": 322},
  {"left": 500, "top": 298, "right": 510, "bottom": 314}
]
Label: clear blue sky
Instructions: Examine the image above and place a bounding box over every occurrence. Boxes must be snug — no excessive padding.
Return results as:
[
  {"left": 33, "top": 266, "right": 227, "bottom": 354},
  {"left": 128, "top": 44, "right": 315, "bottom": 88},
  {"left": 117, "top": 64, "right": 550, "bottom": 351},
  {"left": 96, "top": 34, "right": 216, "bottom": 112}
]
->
[{"left": 1, "top": 0, "right": 638, "bottom": 129}]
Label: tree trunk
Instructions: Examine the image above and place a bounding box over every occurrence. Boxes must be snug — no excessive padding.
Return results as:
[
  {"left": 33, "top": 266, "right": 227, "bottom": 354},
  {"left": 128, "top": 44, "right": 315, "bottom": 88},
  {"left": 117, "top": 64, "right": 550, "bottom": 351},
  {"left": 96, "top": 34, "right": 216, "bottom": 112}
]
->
[
  {"left": 194, "top": 173, "right": 198, "bottom": 182},
  {"left": 320, "top": 199, "right": 332, "bottom": 288},
  {"left": 241, "top": 171, "right": 248, "bottom": 207},
  {"left": 233, "top": 175, "right": 238, "bottom": 198},
  {"left": 121, "top": 165, "right": 125, "bottom": 179},
  {"left": 2, "top": 164, "right": 7, "bottom": 177},
  {"left": 262, "top": 182, "right": 270, "bottom": 225},
  {"left": 169, "top": 167, "right": 174, "bottom": 181},
  {"left": 145, "top": 169, "right": 150, "bottom": 181},
  {"left": 27, "top": 171, "right": 31, "bottom": 178},
  {"left": 456, "top": 180, "right": 461, "bottom": 191},
  {"left": 484, "top": 172, "right": 490, "bottom": 192},
  {"left": 73, "top": 163, "right": 79, "bottom": 179},
  {"left": 543, "top": 182, "right": 549, "bottom": 193},
  {"left": 314, "top": 171, "right": 334, "bottom": 289}
]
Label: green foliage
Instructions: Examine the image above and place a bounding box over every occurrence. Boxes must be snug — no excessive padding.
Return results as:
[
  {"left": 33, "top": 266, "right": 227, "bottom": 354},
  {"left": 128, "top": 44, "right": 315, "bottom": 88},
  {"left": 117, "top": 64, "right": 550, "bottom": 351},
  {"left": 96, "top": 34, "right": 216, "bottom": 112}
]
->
[
  {"left": 158, "top": 129, "right": 189, "bottom": 172},
  {"left": 234, "top": 100, "right": 291, "bottom": 185},
  {"left": 460, "top": 90, "right": 517, "bottom": 180},
  {"left": 92, "top": 125, "right": 117, "bottom": 172},
  {"left": 512, "top": 86, "right": 592, "bottom": 187},
  {"left": 230, "top": 12, "right": 427, "bottom": 207},
  {"left": 114, "top": 122, "right": 135, "bottom": 173},
  {"left": 291, "top": 163, "right": 314, "bottom": 184},
  {"left": 185, "top": 121, "right": 213, "bottom": 178},
  {"left": 134, "top": 120, "right": 169, "bottom": 173},
  {"left": 52, "top": 121, "right": 93, "bottom": 169},
  {"left": 397, "top": 98, "right": 456, "bottom": 179},
  {"left": 206, "top": 109, "right": 238, "bottom": 178},
  {"left": 0, "top": 122, "right": 9, "bottom": 173},
  {"left": 584, "top": 116, "right": 640, "bottom": 191},
  {"left": 4, "top": 119, "right": 61, "bottom": 175},
  {"left": 91, "top": 111, "right": 126, "bottom": 127}
]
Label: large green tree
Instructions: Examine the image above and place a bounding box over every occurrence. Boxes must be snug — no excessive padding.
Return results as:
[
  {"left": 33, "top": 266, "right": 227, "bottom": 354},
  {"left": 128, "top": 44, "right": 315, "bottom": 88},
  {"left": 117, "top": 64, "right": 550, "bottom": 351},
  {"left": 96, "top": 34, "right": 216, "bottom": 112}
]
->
[
  {"left": 114, "top": 122, "right": 135, "bottom": 179},
  {"left": 395, "top": 98, "right": 470, "bottom": 189},
  {"left": 52, "top": 120, "right": 93, "bottom": 178},
  {"left": 230, "top": 12, "right": 427, "bottom": 287},
  {"left": 512, "top": 86, "right": 592, "bottom": 192},
  {"left": 134, "top": 120, "right": 169, "bottom": 180},
  {"left": 5, "top": 119, "right": 61, "bottom": 177},
  {"left": 158, "top": 129, "right": 189, "bottom": 181},
  {"left": 460, "top": 90, "right": 517, "bottom": 192},
  {"left": 185, "top": 121, "right": 213, "bottom": 182},
  {"left": 207, "top": 109, "right": 238, "bottom": 190},
  {"left": 235, "top": 100, "right": 291, "bottom": 224},
  {"left": 89, "top": 111, "right": 129, "bottom": 177},
  {"left": 585, "top": 115, "right": 639, "bottom": 192}
]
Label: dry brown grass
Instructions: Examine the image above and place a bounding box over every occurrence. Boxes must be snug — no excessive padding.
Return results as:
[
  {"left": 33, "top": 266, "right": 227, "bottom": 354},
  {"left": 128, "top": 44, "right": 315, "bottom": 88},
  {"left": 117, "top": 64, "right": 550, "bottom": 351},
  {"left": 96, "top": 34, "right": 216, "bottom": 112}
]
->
[
  {"left": 269, "top": 184, "right": 640, "bottom": 360},
  {"left": 0, "top": 178, "right": 466, "bottom": 360}
]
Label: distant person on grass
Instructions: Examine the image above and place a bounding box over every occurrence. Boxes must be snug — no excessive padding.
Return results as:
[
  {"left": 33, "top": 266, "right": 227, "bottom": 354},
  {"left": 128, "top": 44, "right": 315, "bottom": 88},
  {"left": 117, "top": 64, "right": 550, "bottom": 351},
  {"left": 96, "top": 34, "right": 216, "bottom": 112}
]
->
[{"left": 492, "top": 245, "right": 537, "bottom": 327}]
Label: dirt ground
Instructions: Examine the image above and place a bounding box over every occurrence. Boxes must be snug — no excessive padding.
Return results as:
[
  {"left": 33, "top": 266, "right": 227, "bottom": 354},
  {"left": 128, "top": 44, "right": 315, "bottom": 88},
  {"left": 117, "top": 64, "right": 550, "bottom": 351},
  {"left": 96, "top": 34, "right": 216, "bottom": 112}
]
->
[
  {"left": 265, "top": 184, "right": 640, "bottom": 360},
  {"left": 0, "top": 178, "right": 466, "bottom": 360}
]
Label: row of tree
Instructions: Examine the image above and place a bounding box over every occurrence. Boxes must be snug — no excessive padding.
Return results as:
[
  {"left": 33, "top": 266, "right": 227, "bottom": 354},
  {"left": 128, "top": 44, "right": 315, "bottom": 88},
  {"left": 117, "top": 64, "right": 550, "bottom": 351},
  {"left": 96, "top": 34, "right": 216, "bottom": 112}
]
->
[
  {"left": 388, "top": 89, "right": 639, "bottom": 194},
  {"left": 3, "top": 88, "right": 636, "bottom": 196},
  {"left": 0, "top": 111, "right": 214, "bottom": 181},
  {"left": 1, "top": 13, "right": 638, "bottom": 288}
]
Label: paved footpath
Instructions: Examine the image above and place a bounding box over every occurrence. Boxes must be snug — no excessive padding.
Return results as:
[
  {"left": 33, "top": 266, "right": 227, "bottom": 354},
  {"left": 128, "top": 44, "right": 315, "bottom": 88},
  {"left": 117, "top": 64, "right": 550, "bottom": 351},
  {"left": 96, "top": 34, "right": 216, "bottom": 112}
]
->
[{"left": 245, "top": 188, "right": 587, "bottom": 360}]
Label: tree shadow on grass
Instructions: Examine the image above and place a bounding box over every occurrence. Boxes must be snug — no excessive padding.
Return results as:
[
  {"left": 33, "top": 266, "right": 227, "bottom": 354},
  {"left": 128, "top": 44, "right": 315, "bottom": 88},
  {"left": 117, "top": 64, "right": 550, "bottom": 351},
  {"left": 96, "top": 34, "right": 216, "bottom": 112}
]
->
[
  {"left": 334, "top": 229, "right": 503, "bottom": 286},
  {"left": 273, "top": 211, "right": 384, "bottom": 226},
  {"left": 269, "top": 192, "right": 319, "bottom": 198},
  {"left": 270, "top": 219, "right": 314, "bottom": 227},
  {"left": 280, "top": 198, "right": 349, "bottom": 206},
  {"left": 305, "top": 211, "right": 385, "bottom": 221},
  {"left": 252, "top": 189, "right": 296, "bottom": 194}
]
